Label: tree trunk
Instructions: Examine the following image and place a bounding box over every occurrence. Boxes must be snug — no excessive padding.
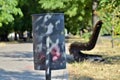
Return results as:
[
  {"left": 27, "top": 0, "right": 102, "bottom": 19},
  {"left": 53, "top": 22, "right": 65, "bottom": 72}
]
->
[
  {"left": 14, "top": 32, "right": 18, "bottom": 40},
  {"left": 92, "top": 0, "right": 99, "bottom": 26}
]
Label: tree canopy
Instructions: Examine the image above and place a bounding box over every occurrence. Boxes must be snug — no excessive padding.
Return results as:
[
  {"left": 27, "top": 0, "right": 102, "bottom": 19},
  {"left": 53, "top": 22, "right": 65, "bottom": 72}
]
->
[
  {"left": 0, "top": 0, "right": 120, "bottom": 41},
  {"left": 0, "top": 0, "right": 23, "bottom": 27}
]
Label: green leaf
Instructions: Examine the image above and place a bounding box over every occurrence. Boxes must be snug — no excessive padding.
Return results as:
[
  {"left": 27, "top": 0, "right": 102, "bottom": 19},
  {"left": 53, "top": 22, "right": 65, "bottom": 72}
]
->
[
  {"left": 0, "top": 0, "right": 23, "bottom": 26},
  {"left": 0, "top": 23, "right": 2, "bottom": 27},
  {"left": 78, "top": 16, "right": 83, "bottom": 21}
]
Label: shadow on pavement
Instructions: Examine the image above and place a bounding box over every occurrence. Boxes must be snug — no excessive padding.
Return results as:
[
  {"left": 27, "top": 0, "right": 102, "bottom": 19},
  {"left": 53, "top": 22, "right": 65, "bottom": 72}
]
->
[
  {"left": 0, "top": 51, "right": 33, "bottom": 58},
  {"left": 0, "top": 69, "right": 68, "bottom": 80},
  {"left": 0, "top": 69, "right": 45, "bottom": 80}
]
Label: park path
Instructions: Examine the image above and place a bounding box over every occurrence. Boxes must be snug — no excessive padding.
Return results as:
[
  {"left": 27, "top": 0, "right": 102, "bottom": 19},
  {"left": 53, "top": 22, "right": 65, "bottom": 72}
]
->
[{"left": 0, "top": 43, "right": 68, "bottom": 80}]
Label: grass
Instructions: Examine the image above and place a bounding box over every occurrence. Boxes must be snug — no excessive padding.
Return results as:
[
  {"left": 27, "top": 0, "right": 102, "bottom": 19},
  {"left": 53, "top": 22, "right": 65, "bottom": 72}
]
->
[
  {"left": 67, "top": 37, "right": 120, "bottom": 80},
  {"left": 68, "top": 61, "right": 120, "bottom": 80}
]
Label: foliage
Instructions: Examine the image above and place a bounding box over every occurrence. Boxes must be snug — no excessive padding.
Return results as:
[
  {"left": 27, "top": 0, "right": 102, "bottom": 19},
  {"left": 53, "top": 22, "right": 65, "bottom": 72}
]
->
[
  {"left": 39, "top": 0, "right": 93, "bottom": 35},
  {"left": 0, "top": 0, "right": 23, "bottom": 27},
  {"left": 98, "top": 0, "right": 120, "bottom": 36},
  {"left": 0, "top": 23, "right": 13, "bottom": 36},
  {"left": 13, "top": 0, "right": 45, "bottom": 33},
  {"left": 1, "top": 0, "right": 120, "bottom": 41},
  {"left": 81, "top": 31, "right": 91, "bottom": 41}
]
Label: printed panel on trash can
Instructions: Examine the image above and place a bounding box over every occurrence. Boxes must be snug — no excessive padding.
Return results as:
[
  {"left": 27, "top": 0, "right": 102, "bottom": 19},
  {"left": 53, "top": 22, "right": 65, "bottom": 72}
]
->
[{"left": 32, "top": 13, "right": 66, "bottom": 70}]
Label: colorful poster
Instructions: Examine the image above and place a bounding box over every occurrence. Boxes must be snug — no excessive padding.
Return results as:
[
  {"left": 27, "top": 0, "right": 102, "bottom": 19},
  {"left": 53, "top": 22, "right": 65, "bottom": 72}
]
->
[{"left": 32, "top": 13, "right": 66, "bottom": 70}]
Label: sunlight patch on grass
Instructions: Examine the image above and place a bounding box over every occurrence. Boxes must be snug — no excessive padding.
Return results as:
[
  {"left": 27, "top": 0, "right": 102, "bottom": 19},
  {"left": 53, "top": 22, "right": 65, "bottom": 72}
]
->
[{"left": 68, "top": 62, "right": 120, "bottom": 80}]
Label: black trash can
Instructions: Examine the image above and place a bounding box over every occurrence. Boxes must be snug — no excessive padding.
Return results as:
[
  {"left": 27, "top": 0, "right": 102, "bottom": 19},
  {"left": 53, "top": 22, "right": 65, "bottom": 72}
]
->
[{"left": 32, "top": 13, "right": 66, "bottom": 70}]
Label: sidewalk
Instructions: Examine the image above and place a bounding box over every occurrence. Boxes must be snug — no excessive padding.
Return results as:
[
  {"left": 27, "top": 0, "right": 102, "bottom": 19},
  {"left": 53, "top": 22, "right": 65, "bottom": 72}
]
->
[{"left": 0, "top": 43, "right": 68, "bottom": 80}]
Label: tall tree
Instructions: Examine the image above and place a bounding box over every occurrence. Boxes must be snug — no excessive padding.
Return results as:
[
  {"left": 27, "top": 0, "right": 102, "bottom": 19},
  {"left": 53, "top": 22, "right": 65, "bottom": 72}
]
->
[
  {"left": 0, "top": 0, "right": 23, "bottom": 27},
  {"left": 0, "top": 0, "right": 23, "bottom": 41}
]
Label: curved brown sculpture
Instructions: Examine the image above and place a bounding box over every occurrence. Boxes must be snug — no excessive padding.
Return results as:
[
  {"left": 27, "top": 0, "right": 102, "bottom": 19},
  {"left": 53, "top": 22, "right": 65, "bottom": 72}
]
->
[{"left": 69, "top": 20, "right": 103, "bottom": 61}]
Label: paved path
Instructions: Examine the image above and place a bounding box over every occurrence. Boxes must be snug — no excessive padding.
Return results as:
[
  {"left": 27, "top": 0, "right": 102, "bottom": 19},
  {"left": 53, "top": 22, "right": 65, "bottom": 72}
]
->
[{"left": 0, "top": 43, "right": 68, "bottom": 80}]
